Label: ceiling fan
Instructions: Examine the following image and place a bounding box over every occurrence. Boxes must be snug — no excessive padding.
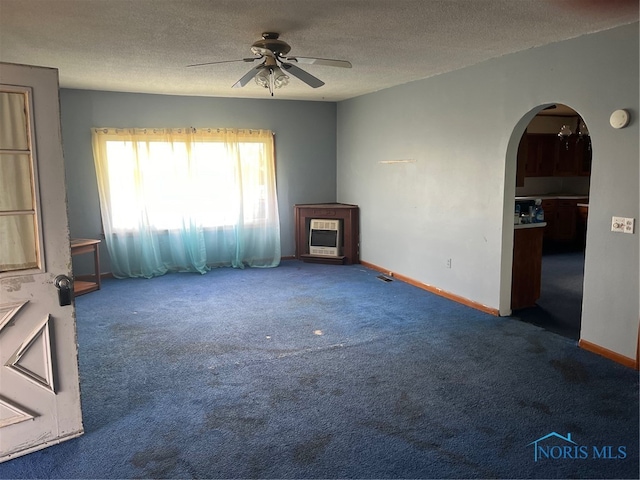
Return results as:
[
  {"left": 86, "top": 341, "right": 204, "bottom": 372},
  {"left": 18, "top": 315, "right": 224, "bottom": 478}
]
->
[{"left": 187, "top": 32, "right": 352, "bottom": 96}]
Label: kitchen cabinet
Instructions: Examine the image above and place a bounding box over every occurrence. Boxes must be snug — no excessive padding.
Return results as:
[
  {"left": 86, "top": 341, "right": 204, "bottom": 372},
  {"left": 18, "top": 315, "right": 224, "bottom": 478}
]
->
[
  {"left": 521, "top": 134, "right": 556, "bottom": 177},
  {"left": 576, "top": 204, "right": 588, "bottom": 247},
  {"left": 511, "top": 224, "right": 545, "bottom": 310},
  {"left": 555, "top": 135, "right": 580, "bottom": 176},
  {"left": 576, "top": 137, "right": 592, "bottom": 176},
  {"left": 554, "top": 200, "right": 577, "bottom": 241},
  {"left": 523, "top": 134, "right": 538, "bottom": 177},
  {"left": 516, "top": 134, "right": 527, "bottom": 187},
  {"left": 516, "top": 133, "right": 591, "bottom": 179},
  {"left": 537, "top": 135, "right": 556, "bottom": 176},
  {"left": 540, "top": 199, "right": 557, "bottom": 240},
  {"left": 535, "top": 197, "right": 588, "bottom": 243}
]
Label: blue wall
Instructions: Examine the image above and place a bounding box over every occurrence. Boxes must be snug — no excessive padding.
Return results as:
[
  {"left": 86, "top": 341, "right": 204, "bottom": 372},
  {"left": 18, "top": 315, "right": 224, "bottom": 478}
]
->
[{"left": 337, "top": 23, "right": 639, "bottom": 360}]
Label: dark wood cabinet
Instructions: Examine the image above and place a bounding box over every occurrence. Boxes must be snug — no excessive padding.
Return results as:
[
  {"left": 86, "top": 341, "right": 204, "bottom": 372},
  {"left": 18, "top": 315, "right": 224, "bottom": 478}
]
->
[
  {"left": 516, "top": 134, "right": 527, "bottom": 187},
  {"left": 555, "top": 135, "right": 579, "bottom": 176},
  {"left": 537, "top": 135, "right": 557, "bottom": 176},
  {"left": 555, "top": 200, "right": 578, "bottom": 241},
  {"left": 576, "top": 204, "right": 588, "bottom": 247},
  {"left": 516, "top": 133, "right": 591, "bottom": 179},
  {"left": 520, "top": 133, "right": 557, "bottom": 177},
  {"left": 511, "top": 226, "right": 544, "bottom": 310},
  {"left": 540, "top": 199, "right": 557, "bottom": 240},
  {"left": 537, "top": 197, "right": 588, "bottom": 243},
  {"left": 523, "top": 134, "right": 540, "bottom": 177},
  {"left": 294, "top": 203, "right": 359, "bottom": 265},
  {"left": 576, "top": 136, "right": 592, "bottom": 176}
]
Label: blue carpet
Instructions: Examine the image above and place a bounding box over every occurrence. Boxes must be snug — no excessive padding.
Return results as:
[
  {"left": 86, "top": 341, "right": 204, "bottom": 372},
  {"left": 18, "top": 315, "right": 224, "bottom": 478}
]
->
[
  {"left": 515, "top": 251, "right": 585, "bottom": 340},
  {"left": 1, "top": 260, "right": 637, "bottom": 478}
]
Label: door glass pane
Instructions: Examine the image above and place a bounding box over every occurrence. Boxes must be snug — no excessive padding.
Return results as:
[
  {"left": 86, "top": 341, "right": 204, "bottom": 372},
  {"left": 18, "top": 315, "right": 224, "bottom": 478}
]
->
[
  {"left": 0, "top": 92, "right": 29, "bottom": 150},
  {"left": 0, "top": 153, "right": 33, "bottom": 211},
  {"left": 0, "top": 87, "right": 40, "bottom": 273},
  {"left": 0, "top": 214, "right": 38, "bottom": 271}
]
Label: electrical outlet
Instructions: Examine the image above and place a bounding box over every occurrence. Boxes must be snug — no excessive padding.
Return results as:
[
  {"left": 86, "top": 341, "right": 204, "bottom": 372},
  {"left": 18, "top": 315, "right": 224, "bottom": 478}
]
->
[
  {"left": 612, "top": 217, "right": 635, "bottom": 234},
  {"left": 623, "top": 218, "right": 635, "bottom": 234},
  {"left": 446, "top": 258, "right": 452, "bottom": 269}
]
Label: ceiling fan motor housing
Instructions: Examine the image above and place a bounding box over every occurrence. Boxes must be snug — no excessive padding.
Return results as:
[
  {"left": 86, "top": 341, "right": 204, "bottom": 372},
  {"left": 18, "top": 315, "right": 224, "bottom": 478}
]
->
[{"left": 252, "top": 32, "right": 291, "bottom": 56}]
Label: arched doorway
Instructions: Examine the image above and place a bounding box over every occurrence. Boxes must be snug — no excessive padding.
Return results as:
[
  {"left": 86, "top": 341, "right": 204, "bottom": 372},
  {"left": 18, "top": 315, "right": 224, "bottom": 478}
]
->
[{"left": 506, "top": 103, "right": 592, "bottom": 340}]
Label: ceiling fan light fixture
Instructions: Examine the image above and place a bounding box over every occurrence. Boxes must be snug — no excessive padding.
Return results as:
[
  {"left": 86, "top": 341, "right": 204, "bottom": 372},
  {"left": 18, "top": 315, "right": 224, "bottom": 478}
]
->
[
  {"left": 255, "top": 66, "right": 289, "bottom": 96},
  {"left": 255, "top": 68, "right": 271, "bottom": 88},
  {"left": 272, "top": 67, "right": 289, "bottom": 88}
]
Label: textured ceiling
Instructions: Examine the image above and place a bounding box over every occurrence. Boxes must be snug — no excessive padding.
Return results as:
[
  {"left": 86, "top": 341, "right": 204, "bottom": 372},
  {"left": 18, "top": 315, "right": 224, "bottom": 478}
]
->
[{"left": 0, "top": 0, "right": 637, "bottom": 101}]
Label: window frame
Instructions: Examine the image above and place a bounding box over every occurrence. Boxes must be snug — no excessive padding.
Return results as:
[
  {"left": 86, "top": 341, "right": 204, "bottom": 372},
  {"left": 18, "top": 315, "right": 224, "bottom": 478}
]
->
[{"left": 0, "top": 85, "right": 46, "bottom": 277}]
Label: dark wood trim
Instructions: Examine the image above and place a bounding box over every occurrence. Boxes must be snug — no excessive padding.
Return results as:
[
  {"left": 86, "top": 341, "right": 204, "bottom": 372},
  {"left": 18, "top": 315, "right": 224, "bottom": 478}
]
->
[
  {"left": 360, "top": 260, "right": 500, "bottom": 316},
  {"left": 294, "top": 203, "right": 359, "bottom": 265},
  {"left": 76, "top": 272, "right": 113, "bottom": 282},
  {"left": 71, "top": 238, "right": 101, "bottom": 296},
  {"left": 281, "top": 255, "right": 296, "bottom": 261},
  {"left": 578, "top": 338, "right": 638, "bottom": 370},
  {"left": 300, "top": 254, "right": 346, "bottom": 265}
]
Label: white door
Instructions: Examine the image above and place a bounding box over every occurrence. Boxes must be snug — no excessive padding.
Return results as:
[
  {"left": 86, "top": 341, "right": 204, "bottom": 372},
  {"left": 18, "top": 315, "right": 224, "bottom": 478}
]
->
[{"left": 0, "top": 63, "right": 83, "bottom": 462}]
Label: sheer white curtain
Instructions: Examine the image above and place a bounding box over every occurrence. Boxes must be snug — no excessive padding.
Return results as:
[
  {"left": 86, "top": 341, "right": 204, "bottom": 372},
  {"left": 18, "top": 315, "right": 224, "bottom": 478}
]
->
[{"left": 92, "top": 127, "right": 280, "bottom": 278}]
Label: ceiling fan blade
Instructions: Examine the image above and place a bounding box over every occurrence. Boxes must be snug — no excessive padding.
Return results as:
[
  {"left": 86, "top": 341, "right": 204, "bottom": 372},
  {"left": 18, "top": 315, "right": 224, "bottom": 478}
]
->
[
  {"left": 280, "top": 63, "right": 325, "bottom": 88},
  {"left": 284, "top": 57, "right": 352, "bottom": 68},
  {"left": 232, "top": 66, "right": 264, "bottom": 88},
  {"left": 186, "top": 58, "right": 259, "bottom": 68}
]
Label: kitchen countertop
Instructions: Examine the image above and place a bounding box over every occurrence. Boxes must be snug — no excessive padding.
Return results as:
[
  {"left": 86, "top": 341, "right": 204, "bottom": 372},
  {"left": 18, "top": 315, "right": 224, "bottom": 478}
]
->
[
  {"left": 516, "top": 194, "right": 589, "bottom": 200},
  {"left": 514, "top": 222, "right": 547, "bottom": 229}
]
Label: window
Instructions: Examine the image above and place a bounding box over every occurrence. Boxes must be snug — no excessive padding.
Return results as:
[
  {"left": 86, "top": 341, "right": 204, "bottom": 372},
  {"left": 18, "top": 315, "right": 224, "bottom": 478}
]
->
[
  {"left": 104, "top": 138, "right": 270, "bottom": 230},
  {"left": 91, "top": 127, "right": 280, "bottom": 277}
]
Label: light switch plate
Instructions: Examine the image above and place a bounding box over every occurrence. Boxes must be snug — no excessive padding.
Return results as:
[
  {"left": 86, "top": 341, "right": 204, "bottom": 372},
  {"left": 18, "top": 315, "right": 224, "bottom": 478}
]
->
[
  {"left": 612, "top": 217, "right": 624, "bottom": 232},
  {"left": 612, "top": 216, "right": 635, "bottom": 234}
]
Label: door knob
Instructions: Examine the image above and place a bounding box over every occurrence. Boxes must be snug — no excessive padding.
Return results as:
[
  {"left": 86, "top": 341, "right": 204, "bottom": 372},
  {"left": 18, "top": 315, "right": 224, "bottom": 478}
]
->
[{"left": 54, "top": 274, "right": 73, "bottom": 306}]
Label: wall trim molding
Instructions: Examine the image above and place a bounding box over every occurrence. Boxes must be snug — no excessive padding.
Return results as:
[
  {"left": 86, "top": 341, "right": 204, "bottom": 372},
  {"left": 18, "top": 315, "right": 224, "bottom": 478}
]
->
[
  {"left": 359, "top": 261, "right": 638, "bottom": 370},
  {"left": 360, "top": 260, "right": 500, "bottom": 316},
  {"left": 578, "top": 338, "right": 638, "bottom": 370}
]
